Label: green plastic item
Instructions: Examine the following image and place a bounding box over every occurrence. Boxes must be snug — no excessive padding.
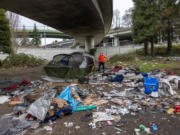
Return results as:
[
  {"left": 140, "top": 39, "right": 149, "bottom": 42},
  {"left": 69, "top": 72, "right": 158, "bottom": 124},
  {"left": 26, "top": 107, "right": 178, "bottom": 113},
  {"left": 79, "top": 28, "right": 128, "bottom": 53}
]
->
[
  {"left": 139, "top": 125, "right": 146, "bottom": 131},
  {"left": 75, "top": 105, "right": 96, "bottom": 111},
  {"left": 139, "top": 125, "right": 151, "bottom": 134}
]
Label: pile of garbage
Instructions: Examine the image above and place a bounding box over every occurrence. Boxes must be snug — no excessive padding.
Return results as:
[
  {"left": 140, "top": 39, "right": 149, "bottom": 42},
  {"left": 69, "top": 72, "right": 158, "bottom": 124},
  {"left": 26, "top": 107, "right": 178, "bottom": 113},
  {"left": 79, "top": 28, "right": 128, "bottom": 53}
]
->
[
  {"left": 0, "top": 65, "right": 179, "bottom": 135},
  {"left": 0, "top": 77, "right": 106, "bottom": 134},
  {"left": 88, "top": 66, "right": 180, "bottom": 133}
]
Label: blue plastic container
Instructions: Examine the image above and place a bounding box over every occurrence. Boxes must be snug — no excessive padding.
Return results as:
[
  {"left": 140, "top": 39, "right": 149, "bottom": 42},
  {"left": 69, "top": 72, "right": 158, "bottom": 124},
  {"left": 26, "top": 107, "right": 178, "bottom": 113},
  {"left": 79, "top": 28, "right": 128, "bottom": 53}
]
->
[{"left": 144, "top": 77, "right": 158, "bottom": 94}]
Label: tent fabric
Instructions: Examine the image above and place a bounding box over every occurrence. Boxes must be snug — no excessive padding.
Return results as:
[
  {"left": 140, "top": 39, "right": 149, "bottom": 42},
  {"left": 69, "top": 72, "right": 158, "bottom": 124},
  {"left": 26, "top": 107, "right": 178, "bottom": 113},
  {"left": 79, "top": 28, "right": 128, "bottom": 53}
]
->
[{"left": 43, "top": 52, "right": 95, "bottom": 79}]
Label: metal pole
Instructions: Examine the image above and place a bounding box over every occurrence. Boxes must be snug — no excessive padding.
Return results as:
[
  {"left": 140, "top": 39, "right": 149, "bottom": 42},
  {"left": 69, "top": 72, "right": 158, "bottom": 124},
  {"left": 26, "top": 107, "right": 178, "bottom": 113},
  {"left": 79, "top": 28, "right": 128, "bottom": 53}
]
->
[
  {"left": 119, "top": 41, "right": 120, "bottom": 54},
  {"left": 44, "top": 25, "right": 46, "bottom": 45}
]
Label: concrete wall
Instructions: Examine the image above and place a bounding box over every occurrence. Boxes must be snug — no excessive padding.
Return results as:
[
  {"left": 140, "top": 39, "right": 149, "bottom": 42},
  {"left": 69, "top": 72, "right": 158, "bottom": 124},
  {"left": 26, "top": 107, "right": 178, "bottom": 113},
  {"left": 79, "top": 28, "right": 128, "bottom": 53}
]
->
[
  {"left": 0, "top": 54, "right": 9, "bottom": 61},
  {"left": 0, "top": 45, "right": 143, "bottom": 61},
  {"left": 95, "top": 45, "right": 142, "bottom": 58},
  {"left": 17, "top": 48, "right": 84, "bottom": 61}
]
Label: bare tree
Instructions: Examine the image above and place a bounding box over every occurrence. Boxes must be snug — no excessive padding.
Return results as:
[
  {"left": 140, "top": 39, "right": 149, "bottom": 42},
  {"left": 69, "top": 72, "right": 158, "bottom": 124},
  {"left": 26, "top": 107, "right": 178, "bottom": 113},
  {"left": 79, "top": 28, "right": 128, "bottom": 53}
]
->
[
  {"left": 112, "top": 9, "right": 121, "bottom": 29},
  {"left": 122, "top": 8, "right": 133, "bottom": 28},
  {"left": 6, "top": 11, "right": 20, "bottom": 54},
  {"left": 20, "top": 25, "right": 30, "bottom": 46}
]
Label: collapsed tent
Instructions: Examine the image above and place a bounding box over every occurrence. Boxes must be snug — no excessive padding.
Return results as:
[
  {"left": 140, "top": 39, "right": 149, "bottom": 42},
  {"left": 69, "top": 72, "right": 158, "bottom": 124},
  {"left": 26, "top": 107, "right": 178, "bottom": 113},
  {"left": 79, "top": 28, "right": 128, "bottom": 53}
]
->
[{"left": 43, "top": 52, "right": 95, "bottom": 79}]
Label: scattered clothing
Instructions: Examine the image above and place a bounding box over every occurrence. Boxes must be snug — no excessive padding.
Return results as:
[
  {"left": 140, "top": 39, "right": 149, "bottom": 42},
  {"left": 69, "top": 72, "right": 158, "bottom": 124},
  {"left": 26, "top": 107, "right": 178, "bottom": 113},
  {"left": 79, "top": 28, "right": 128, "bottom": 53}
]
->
[{"left": 109, "top": 75, "right": 124, "bottom": 83}]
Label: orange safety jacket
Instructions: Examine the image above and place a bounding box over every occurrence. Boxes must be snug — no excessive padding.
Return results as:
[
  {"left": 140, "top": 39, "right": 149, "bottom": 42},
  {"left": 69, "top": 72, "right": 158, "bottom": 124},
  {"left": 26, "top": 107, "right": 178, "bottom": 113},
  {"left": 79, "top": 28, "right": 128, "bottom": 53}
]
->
[{"left": 98, "top": 54, "right": 109, "bottom": 63}]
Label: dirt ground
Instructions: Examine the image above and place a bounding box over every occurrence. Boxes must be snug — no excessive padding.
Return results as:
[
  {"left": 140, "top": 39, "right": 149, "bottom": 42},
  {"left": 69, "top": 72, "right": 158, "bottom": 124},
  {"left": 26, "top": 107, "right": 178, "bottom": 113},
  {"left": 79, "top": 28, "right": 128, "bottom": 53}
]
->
[
  {"left": 0, "top": 66, "right": 180, "bottom": 135},
  {"left": 0, "top": 66, "right": 44, "bottom": 81}
]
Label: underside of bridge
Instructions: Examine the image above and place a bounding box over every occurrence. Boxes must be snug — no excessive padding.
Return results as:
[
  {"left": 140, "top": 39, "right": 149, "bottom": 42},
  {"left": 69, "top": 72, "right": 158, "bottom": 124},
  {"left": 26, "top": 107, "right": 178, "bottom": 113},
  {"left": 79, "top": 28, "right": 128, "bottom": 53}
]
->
[{"left": 0, "top": 0, "right": 113, "bottom": 51}]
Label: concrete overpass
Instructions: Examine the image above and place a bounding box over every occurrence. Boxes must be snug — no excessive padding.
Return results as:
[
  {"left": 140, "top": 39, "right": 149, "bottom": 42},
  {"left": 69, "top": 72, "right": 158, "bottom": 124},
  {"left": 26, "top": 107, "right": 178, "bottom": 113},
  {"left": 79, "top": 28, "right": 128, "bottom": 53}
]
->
[
  {"left": 103, "top": 28, "right": 132, "bottom": 46},
  {"left": 0, "top": 0, "right": 113, "bottom": 51},
  {"left": 15, "top": 29, "right": 72, "bottom": 39}
]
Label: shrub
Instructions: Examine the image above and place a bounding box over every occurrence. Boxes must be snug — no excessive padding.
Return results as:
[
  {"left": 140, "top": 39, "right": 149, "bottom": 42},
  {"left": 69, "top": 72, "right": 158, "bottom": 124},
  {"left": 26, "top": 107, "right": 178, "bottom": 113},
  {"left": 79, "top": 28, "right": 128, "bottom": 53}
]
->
[
  {"left": 1, "top": 53, "right": 45, "bottom": 68},
  {"left": 89, "top": 48, "right": 97, "bottom": 56}
]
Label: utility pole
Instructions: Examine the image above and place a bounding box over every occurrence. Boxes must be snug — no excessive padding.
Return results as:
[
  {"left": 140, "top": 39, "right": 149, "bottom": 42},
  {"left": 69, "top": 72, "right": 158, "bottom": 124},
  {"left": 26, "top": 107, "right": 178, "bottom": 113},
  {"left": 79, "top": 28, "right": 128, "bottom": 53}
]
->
[{"left": 119, "top": 12, "right": 121, "bottom": 28}]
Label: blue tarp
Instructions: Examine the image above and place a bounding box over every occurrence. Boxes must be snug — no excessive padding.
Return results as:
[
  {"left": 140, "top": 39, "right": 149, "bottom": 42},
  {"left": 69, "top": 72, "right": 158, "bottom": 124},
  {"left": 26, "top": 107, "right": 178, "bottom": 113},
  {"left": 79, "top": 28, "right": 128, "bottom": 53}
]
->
[{"left": 57, "top": 86, "right": 78, "bottom": 111}]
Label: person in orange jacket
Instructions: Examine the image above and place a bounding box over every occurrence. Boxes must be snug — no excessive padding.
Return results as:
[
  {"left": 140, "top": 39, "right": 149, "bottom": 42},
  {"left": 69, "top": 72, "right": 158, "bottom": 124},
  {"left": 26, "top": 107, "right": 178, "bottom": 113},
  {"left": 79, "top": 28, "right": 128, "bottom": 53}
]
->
[{"left": 98, "top": 53, "right": 109, "bottom": 71}]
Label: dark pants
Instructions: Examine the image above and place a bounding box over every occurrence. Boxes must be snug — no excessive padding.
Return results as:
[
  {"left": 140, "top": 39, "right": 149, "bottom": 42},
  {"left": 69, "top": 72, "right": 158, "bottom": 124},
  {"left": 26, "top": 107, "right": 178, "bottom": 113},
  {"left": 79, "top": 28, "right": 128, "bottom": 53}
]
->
[{"left": 98, "top": 62, "right": 105, "bottom": 71}]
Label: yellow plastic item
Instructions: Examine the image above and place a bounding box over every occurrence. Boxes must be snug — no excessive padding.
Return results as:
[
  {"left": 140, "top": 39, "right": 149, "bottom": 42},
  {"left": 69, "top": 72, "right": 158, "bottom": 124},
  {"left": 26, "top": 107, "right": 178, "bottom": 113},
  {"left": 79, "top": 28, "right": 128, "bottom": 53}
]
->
[
  {"left": 167, "top": 108, "right": 175, "bottom": 114},
  {"left": 9, "top": 101, "right": 24, "bottom": 106}
]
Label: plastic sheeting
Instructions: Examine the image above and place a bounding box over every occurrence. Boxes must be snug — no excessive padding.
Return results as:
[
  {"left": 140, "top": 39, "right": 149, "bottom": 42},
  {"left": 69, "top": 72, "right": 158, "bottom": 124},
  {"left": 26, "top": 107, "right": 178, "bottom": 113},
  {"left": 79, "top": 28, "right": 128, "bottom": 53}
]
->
[
  {"left": 27, "top": 89, "right": 56, "bottom": 120},
  {"left": 57, "top": 86, "right": 78, "bottom": 111},
  {"left": 79, "top": 57, "right": 88, "bottom": 68},
  {"left": 92, "top": 112, "right": 114, "bottom": 123},
  {"left": 0, "top": 96, "right": 10, "bottom": 104},
  {"left": 41, "top": 75, "right": 76, "bottom": 83},
  {"left": 167, "top": 76, "right": 180, "bottom": 89},
  {"left": 160, "top": 79, "right": 176, "bottom": 95},
  {"left": 0, "top": 117, "right": 32, "bottom": 135}
]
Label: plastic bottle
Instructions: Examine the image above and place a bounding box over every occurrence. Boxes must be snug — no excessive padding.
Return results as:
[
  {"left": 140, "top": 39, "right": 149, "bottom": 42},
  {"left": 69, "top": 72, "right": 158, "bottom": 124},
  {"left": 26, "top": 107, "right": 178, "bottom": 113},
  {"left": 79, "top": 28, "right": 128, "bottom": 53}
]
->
[
  {"left": 139, "top": 125, "right": 151, "bottom": 134},
  {"left": 134, "top": 128, "right": 141, "bottom": 135}
]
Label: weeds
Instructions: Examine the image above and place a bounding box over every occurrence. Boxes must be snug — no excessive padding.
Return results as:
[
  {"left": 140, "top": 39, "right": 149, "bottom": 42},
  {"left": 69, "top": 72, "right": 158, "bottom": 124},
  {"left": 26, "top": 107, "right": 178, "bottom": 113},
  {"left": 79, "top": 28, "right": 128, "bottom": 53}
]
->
[{"left": 1, "top": 53, "right": 45, "bottom": 68}]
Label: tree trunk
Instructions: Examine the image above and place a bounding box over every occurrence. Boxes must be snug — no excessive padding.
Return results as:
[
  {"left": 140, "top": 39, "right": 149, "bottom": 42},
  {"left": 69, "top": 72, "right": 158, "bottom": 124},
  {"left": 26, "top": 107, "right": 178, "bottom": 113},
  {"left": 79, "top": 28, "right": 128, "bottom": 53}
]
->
[
  {"left": 166, "top": 20, "right": 172, "bottom": 55},
  {"left": 151, "top": 38, "right": 154, "bottom": 57},
  {"left": 144, "top": 41, "right": 148, "bottom": 56}
]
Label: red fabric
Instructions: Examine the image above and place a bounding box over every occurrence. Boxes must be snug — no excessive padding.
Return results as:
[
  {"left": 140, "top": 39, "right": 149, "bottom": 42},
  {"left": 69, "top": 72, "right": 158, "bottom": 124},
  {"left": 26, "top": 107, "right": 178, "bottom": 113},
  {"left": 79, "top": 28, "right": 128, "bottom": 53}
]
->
[
  {"left": 111, "top": 66, "right": 123, "bottom": 72},
  {"left": 3, "top": 79, "right": 31, "bottom": 91},
  {"left": 174, "top": 105, "right": 180, "bottom": 113},
  {"left": 98, "top": 54, "right": 109, "bottom": 63},
  {"left": 174, "top": 105, "right": 180, "bottom": 109},
  {"left": 26, "top": 114, "right": 32, "bottom": 119},
  {"left": 168, "top": 72, "right": 175, "bottom": 75}
]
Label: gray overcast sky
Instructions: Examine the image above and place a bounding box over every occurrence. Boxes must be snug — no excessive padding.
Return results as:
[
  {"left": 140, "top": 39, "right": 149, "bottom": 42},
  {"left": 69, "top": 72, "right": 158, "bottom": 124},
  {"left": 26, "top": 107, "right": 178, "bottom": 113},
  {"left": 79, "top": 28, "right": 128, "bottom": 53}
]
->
[{"left": 19, "top": 0, "right": 134, "bottom": 29}]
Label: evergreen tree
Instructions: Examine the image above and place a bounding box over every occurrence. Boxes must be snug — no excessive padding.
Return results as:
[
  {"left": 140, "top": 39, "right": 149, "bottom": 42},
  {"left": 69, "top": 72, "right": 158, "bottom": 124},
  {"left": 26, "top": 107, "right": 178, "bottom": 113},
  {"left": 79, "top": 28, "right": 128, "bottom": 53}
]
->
[
  {"left": 160, "top": 0, "right": 179, "bottom": 54},
  {"left": 132, "top": 0, "right": 150, "bottom": 55},
  {"left": 0, "top": 9, "right": 11, "bottom": 54},
  {"left": 20, "top": 25, "right": 30, "bottom": 46},
  {"left": 132, "top": 0, "right": 160, "bottom": 56},
  {"left": 146, "top": 0, "right": 160, "bottom": 57},
  {"left": 31, "top": 24, "right": 41, "bottom": 46}
]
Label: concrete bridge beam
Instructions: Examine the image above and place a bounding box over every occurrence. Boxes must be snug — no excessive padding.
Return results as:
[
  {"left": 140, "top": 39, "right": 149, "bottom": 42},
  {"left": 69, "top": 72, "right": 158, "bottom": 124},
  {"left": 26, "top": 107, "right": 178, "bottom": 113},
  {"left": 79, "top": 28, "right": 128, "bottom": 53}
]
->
[
  {"left": 85, "top": 37, "right": 95, "bottom": 52},
  {"left": 114, "top": 36, "right": 119, "bottom": 46}
]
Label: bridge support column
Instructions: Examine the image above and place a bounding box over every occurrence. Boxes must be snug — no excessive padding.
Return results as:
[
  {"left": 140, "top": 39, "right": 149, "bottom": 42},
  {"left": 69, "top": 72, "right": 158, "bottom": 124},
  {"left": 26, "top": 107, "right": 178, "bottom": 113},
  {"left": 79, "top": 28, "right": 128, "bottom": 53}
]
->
[
  {"left": 85, "top": 37, "right": 95, "bottom": 52},
  {"left": 114, "top": 37, "right": 119, "bottom": 46}
]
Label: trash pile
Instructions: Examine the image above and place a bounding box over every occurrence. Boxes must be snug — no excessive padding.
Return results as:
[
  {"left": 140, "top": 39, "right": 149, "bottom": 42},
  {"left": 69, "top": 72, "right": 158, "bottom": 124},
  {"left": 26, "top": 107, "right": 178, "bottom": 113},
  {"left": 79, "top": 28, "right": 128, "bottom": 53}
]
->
[
  {"left": 0, "top": 78, "right": 102, "bottom": 134},
  {"left": 0, "top": 65, "right": 179, "bottom": 135},
  {"left": 88, "top": 66, "right": 180, "bottom": 134}
]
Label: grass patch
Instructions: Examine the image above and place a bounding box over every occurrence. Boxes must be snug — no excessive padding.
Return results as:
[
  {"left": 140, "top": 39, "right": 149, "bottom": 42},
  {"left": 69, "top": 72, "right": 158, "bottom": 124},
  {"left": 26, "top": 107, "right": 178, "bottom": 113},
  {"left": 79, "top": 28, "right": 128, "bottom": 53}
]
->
[
  {"left": 121, "top": 60, "right": 179, "bottom": 72},
  {"left": 109, "top": 44, "right": 180, "bottom": 72},
  {"left": 0, "top": 53, "right": 46, "bottom": 68}
]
